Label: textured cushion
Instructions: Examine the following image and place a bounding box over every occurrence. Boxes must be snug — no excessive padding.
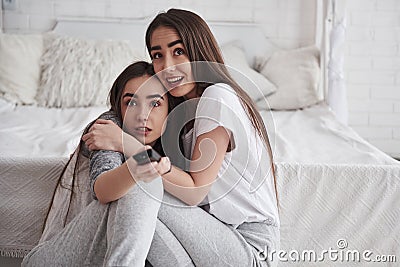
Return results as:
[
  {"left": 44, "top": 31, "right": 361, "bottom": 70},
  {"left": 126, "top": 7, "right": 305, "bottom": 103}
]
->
[
  {"left": 36, "top": 33, "right": 144, "bottom": 108},
  {"left": 221, "top": 43, "right": 276, "bottom": 101},
  {"left": 257, "top": 46, "right": 321, "bottom": 110},
  {"left": 0, "top": 33, "right": 43, "bottom": 105}
]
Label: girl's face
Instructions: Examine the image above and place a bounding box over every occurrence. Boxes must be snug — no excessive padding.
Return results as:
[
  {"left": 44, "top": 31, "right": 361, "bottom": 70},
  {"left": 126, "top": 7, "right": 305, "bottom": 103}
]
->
[
  {"left": 150, "top": 26, "right": 197, "bottom": 99},
  {"left": 120, "top": 75, "right": 168, "bottom": 146}
]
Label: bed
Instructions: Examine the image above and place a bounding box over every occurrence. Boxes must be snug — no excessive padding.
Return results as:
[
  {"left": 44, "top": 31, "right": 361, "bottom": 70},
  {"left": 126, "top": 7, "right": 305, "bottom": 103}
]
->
[{"left": 1, "top": 14, "right": 399, "bottom": 267}]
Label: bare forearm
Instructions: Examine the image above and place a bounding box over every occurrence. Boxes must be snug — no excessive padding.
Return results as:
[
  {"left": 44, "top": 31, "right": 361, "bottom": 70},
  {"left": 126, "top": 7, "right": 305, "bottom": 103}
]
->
[
  {"left": 94, "top": 158, "right": 136, "bottom": 204},
  {"left": 162, "top": 167, "right": 210, "bottom": 206}
]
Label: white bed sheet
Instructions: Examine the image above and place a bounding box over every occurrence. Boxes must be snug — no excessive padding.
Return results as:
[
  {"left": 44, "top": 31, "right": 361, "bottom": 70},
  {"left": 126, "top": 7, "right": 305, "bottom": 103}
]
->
[
  {"left": 1, "top": 99, "right": 396, "bottom": 165},
  {"left": 0, "top": 99, "right": 107, "bottom": 158},
  {"left": 261, "top": 103, "right": 397, "bottom": 165}
]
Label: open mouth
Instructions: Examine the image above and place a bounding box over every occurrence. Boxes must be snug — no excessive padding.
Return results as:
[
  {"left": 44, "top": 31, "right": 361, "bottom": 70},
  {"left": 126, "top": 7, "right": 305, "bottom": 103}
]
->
[
  {"left": 165, "top": 76, "right": 184, "bottom": 88},
  {"left": 134, "top": 126, "right": 152, "bottom": 136}
]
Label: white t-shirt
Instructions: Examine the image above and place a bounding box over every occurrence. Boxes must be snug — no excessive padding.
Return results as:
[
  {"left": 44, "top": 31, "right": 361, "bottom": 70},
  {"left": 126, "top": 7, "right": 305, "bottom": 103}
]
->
[{"left": 182, "top": 83, "right": 279, "bottom": 227}]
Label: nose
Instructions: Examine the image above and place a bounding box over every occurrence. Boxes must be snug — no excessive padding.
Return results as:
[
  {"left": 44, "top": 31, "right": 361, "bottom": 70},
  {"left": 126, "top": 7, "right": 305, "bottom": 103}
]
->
[
  {"left": 136, "top": 105, "right": 150, "bottom": 122},
  {"left": 137, "top": 113, "right": 148, "bottom": 122},
  {"left": 163, "top": 54, "right": 176, "bottom": 72}
]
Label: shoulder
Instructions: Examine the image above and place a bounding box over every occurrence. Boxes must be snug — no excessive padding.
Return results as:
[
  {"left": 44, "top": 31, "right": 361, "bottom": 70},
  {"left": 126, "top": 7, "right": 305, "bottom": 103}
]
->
[
  {"left": 202, "top": 83, "right": 236, "bottom": 99},
  {"left": 200, "top": 83, "right": 241, "bottom": 109},
  {"left": 81, "top": 109, "right": 120, "bottom": 158},
  {"left": 98, "top": 110, "right": 121, "bottom": 127},
  {"left": 82, "top": 110, "right": 120, "bottom": 135}
]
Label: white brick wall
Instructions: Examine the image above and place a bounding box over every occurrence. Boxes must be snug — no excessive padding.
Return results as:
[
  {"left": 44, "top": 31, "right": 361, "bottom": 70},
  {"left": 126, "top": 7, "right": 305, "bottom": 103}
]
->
[
  {"left": 1, "top": 0, "right": 316, "bottom": 47},
  {"left": 1, "top": 0, "right": 399, "bottom": 158},
  {"left": 346, "top": 0, "right": 400, "bottom": 158}
]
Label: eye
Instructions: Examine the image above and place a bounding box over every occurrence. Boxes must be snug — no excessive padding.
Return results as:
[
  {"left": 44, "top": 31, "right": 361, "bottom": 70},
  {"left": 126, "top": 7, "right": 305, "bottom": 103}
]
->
[
  {"left": 127, "top": 100, "right": 137, "bottom": 107},
  {"left": 150, "top": 100, "right": 161, "bottom": 107},
  {"left": 152, "top": 52, "right": 162, "bottom": 60},
  {"left": 174, "top": 48, "right": 185, "bottom": 56}
]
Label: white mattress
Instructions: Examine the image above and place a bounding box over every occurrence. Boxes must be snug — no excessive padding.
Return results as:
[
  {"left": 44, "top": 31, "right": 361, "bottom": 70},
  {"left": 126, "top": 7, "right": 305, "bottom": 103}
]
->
[
  {"left": 0, "top": 98, "right": 107, "bottom": 158},
  {"left": 1, "top": 99, "right": 395, "bottom": 165},
  {"left": 261, "top": 103, "right": 397, "bottom": 165}
]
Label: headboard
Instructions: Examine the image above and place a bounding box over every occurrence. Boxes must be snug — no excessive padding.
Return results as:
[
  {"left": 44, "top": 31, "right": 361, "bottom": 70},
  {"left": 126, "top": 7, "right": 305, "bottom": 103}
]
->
[
  {"left": 53, "top": 16, "right": 329, "bottom": 101},
  {"left": 53, "top": 18, "right": 271, "bottom": 65}
]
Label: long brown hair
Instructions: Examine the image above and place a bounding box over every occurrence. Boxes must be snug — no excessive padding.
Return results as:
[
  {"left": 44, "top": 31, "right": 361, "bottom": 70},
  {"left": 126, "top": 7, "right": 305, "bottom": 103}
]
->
[{"left": 146, "top": 8, "right": 278, "bottom": 205}]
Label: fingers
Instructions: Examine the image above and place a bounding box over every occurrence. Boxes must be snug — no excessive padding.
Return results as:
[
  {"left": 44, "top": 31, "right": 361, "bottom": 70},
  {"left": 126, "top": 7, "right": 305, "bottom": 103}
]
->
[
  {"left": 82, "top": 131, "right": 95, "bottom": 143},
  {"left": 82, "top": 132, "right": 100, "bottom": 151},
  {"left": 81, "top": 132, "right": 91, "bottom": 142},
  {"left": 87, "top": 118, "right": 116, "bottom": 133},
  {"left": 86, "top": 140, "right": 97, "bottom": 151},
  {"left": 88, "top": 119, "right": 110, "bottom": 132},
  {"left": 154, "top": 157, "right": 171, "bottom": 176},
  {"left": 95, "top": 119, "right": 112, "bottom": 124},
  {"left": 133, "top": 162, "right": 160, "bottom": 183},
  {"left": 89, "top": 124, "right": 101, "bottom": 133}
]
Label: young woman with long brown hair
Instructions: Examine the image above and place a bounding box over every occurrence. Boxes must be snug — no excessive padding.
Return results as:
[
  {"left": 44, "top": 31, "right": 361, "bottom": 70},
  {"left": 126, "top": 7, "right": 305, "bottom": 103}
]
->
[
  {"left": 75, "top": 8, "right": 280, "bottom": 267},
  {"left": 143, "top": 8, "right": 280, "bottom": 267},
  {"left": 22, "top": 62, "right": 175, "bottom": 266}
]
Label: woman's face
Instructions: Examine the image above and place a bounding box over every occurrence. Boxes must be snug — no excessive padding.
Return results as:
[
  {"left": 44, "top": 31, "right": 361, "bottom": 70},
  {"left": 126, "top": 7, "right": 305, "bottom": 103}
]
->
[
  {"left": 120, "top": 75, "right": 168, "bottom": 146},
  {"left": 150, "top": 26, "right": 197, "bottom": 99}
]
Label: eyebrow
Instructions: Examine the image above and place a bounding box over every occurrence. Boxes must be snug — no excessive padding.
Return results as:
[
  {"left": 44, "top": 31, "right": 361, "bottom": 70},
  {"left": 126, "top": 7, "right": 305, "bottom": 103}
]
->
[
  {"left": 123, "top": 93, "right": 164, "bottom": 100},
  {"left": 123, "top": 93, "right": 137, "bottom": 98},
  {"left": 146, "top": 94, "right": 164, "bottom": 100},
  {"left": 150, "top": 39, "right": 183, "bottom": 51}
]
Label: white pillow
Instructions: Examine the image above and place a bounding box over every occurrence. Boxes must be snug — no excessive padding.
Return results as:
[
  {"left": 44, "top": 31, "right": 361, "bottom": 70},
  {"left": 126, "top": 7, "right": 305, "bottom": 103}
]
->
[
  {"left": 0, "top": 33, "right": 43, "bottom": 105},
  {"left": 257, "top": 46, "right": 321, "bottom": 110},
  {"left": 221, "top": 43, "right": 276, "bottom": 102},
  {"left": 36, "top": 33, "right": 145, "bottom": 108}
]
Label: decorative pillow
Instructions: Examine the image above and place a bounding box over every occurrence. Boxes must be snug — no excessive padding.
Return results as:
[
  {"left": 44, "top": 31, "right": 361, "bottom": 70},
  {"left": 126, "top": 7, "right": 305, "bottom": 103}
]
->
[
  {"left": 221, "top": 42, "right": 277, "bottom": 102},
  {"left": 257, "top": 45, "right": 321, "bottom": 110},
  {"left": 0, "top": 33, "right": 43, "bottom": 105},
  {"left": 36, "top": 33, "right": 145, "bottom": 108}
]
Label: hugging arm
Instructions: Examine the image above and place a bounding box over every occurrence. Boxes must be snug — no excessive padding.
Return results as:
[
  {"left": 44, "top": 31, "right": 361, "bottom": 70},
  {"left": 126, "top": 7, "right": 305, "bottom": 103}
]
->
[
  {"left": 82, "top": 119, "right": 143, "bottom": 158},
  {"left": 82, "top": 119, "right": 169, "bottom": 204},
  {"left": 83, "top": 119, "right": 230, "bottom": 206},
  {"left": 91, "top": 148, "right": 162, "bottom": 204},
  {"left": 160, "top": 126, "right": 230, "bottom": 206}
]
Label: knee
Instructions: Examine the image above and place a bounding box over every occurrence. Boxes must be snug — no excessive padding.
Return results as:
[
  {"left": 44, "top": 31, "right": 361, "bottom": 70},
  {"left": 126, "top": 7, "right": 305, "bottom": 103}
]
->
[{"left": 162, "top": 192, "right": 187, "bottom": 206}]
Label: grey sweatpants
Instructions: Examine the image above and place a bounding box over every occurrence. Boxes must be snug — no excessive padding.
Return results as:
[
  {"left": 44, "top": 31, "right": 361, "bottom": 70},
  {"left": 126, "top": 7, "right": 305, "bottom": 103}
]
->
[
  {"left": 22, "top": 180, "right": 279, "bottom": 267},
  {"left": 22, "top": 178, "right": 163, "bottom": 267},
  {"left": 147, "top": 193, "right": 280, "bottom": 267}
]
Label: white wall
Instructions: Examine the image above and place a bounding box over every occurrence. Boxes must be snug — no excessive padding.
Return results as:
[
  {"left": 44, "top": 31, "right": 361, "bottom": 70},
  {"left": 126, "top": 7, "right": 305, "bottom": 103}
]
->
[
  {"left": 2, "top": 0, "right": 399, "bottom": 158},
  {"left": 345, "top": 0, "right": 400, "bottom": 158},
  {"left": 1, "top": 0, "right": 316, "bottom": 45}
]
